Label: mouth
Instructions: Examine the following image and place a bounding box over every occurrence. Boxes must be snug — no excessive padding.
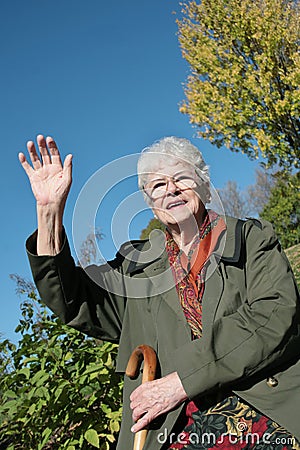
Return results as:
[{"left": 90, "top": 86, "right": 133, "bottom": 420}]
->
[{"left": 166, "top": 200, "right": 187, "bottom": 210}]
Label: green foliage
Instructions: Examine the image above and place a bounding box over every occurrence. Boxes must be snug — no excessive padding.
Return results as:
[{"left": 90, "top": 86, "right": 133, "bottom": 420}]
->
[
  {"left": 0, "top": 277, "right": 123, "bottom": 449},
  {"left": 178, "top": 0, "right": 300, "bottom": 171},
  {"left": 260, "top": 172, "right": 300, "bottom": 249},
  {"left": 140, "top": 218, "right": 165, "bottom": 239},
  {"left": 285, "top": 244, "right": 300, "bottom": 287}
]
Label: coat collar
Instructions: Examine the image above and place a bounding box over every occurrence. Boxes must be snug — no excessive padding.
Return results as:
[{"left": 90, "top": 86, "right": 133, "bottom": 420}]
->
[
  {"left": 122, "top": 216, "right": 244, "bottom": 326},
  {"left": 125, "top": 229, "right": 168, "bottom": 276},
  {"left": 218, "top": 215, "right": 244, "bottom": 262},
  {"left": 125, "top": 215, "right": 244, "bottom": 276}
]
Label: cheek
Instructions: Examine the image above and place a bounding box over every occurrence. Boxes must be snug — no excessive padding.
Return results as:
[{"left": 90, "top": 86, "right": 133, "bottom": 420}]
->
[
  {"left": 151, "top": 201, "right": 165, "bottom": 217},
  {"left": 154, "top": 209, "right": 168, "bottom": 220},
  {"left": 152, "top": 208, "right": 175, "bottom": 225},
  {"left": 194, "top": 186, "right": 209, "bottom": 204},
  {"left": 152, "top": 206, "right": 164, "bottom": 221},
  {"left": 191, "top": 191, "right": 205, "bottom": 208}
]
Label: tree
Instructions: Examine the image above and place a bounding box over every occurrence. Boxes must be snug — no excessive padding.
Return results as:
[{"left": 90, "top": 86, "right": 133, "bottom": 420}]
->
[
  {"left": 77, "top": 228, "right": 104, "bottom": 267},
  {"left": 218, "top": 180, "right": 252, "bottom": 218},
  {"left": 177, "top": 0, "right": 300, "bottom": 171},
  {"left": 140, "top": 218, "right": 165, "bottom": 239},
  {"left": 247, "top": 168, "right": 276, "bottom": 215},
  {"left": 260, "top": 172, "right": 300, "bottom": 248},
  {"left": 209, "top": 169, "right": 274, "bottom": 219}
]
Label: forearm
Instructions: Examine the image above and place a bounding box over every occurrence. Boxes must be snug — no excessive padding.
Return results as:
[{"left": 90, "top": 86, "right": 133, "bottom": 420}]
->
[
  {"left": 37, "top": 204, "right": 64, "bottom": 255},
  {"left": 27, "top": 230, "right": 126, "bottom": 341}
]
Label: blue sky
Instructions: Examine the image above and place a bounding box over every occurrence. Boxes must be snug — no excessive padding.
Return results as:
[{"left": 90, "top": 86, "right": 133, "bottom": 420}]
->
[{"left": 1, "top": 0, "right": 259, "bottom": 343}]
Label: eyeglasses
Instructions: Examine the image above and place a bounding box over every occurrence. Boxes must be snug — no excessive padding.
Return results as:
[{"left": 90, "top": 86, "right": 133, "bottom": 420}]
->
[{"left": 144, "top": 173, "right": 197, "bottom": 200}]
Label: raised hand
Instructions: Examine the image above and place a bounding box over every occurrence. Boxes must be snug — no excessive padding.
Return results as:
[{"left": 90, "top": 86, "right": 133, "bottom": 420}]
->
[
  {"left": 19, "top": 135, "right": 72, "bottom": 212},
  {"left": 19, "top": 135, "right": 73, "bottom": 255}
]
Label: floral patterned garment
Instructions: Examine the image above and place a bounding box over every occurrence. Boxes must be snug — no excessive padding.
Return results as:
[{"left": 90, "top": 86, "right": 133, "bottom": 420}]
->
[{"left": 165, "top": 211, "right": 299, "bottom": 450}]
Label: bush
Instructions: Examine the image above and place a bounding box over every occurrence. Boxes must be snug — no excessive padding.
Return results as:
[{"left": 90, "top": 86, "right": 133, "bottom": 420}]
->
[{"left": 0, "top": 277, "right": 123, "bottom": 450}]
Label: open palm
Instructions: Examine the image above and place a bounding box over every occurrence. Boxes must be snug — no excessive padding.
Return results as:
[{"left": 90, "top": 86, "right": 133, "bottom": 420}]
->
[{"left": 19, "top": 135, "right": 72, "bottom": 208}]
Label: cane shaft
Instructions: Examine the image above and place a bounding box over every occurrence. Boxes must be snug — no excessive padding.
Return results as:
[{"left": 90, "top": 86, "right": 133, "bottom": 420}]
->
[
  {"left": 125, "top": 345, "right": 157, "bottom": 450},
  {"left": 133, "top": 429, "right": 148, "bottom": 450}
]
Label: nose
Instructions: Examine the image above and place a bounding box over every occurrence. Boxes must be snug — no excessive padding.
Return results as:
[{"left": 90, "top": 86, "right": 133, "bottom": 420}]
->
[{"left": 166, "top": 178, "right": 179, "bottom": 194}]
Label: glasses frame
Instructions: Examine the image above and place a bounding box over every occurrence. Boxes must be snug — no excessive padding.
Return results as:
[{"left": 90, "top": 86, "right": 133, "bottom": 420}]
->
[{"left": 143, "top": 172, "right": 198, "bottom": 200}]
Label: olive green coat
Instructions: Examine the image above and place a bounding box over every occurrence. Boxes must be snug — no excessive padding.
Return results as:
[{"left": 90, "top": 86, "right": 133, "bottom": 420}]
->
[{"left": 26, "top": 217, "right": 300, "bottom": 449}]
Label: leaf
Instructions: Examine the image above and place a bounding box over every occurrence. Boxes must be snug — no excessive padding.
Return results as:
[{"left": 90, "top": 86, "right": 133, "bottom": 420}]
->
[
  {"left": 106, "top": 434, "right": 115, "bottom": 443},
  {"left": 39, "top": 427, "right": 53, "bottom": 448},
  {"left": 74, "top": 407, "right": 88, "bottom": 414},
  {"left": 109, "top": 419, "right": 120, "bottom": 433},
  {"left": 100, "top": 404, "right": 111, "bottom": 414},
  {"left": 82, "top": 364, "right": 105, "bottom": 376},
  {"left": 23, "top": 356, "right": 39, "bottom": 364},
  {"left": 30, "top": 370, "right": 49, "bottom": 387},
  {"left": 2, "top": 389, "right": 18, "bottom": 399},
  {"left": 28, "top": 403, "right": 36, "bottom": 415},
  {"left": 18, "top": 367, "right": 30, "bottom": 379},
  {"left": 84, "top": 429, "right": 100, "bottom": 448},
  {"left": 64, "top": 351, "right": 73, "bottom": 361},
  {"left": 1, "top": 400, "right": 18, "bottom": 415},
  {"left": 49, "top": 347, "right": 63, "bottom": 360},
  {"left": 35, "top": 386, "right": 50, "bottom": 400}
]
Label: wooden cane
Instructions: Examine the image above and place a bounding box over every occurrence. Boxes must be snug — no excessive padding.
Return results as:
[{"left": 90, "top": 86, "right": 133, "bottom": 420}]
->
[{"left": 125, "top": 345, "right": 157, "bottom": 450}]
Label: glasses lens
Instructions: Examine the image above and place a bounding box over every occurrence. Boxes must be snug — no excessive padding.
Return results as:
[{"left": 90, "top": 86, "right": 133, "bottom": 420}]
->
[
  {"left": 151, "top": 183, "right": 167, "bottom": 199},
  {"left": 176, "top": 177, "right": 195, "bottom": 189},
  {"left": 144, "top": 175, "right": 196, "bottom": 199}
]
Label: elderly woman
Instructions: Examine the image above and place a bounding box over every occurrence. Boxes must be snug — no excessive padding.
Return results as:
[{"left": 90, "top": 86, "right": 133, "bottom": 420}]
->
[{"left": 20, "top": 135, "right": 300, "bottom": 449}]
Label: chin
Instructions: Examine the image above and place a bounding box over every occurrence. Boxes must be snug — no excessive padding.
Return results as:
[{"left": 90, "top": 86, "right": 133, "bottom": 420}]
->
[{"left": 163, "top": 210, "right": 194, "bottom": 226}]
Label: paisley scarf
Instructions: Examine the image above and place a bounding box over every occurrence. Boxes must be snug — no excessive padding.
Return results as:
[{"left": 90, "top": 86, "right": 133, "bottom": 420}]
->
[{"left": 165, "top": 210, "right": 226, "bottom": 338}]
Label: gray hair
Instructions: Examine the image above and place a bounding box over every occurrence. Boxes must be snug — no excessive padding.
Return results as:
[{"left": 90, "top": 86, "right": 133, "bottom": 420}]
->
[{"left": 137, "top": 136, "right": 210, "bottom": 203}]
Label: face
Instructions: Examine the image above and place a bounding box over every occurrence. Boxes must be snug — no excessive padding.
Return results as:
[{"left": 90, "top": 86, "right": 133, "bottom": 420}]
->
[{"left": 144, "top": 157, "right": 207, "bottom": 232}]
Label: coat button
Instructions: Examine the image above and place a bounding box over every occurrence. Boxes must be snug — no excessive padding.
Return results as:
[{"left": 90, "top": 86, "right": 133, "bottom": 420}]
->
[{"left": 266, "top": 376, "right": 278, "bottom": 387}]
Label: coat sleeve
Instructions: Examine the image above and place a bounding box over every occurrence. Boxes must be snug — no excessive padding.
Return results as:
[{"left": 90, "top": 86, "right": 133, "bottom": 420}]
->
[
  {"left": 165, "top": 219, "right": 300, "bottom": 399},
  {"left": 26, "top": 229, "right": 127, "bottom": 343}
]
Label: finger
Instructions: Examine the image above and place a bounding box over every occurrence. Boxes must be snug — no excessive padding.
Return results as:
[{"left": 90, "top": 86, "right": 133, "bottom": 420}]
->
[
  {"left": 63, "top": 154, "right": 73, "bottom": 182},
  {"left": 46, "top": 136, "right": 62, "bottom": 165},
  {"left": 18, "top": 152, "right": 34, "bottom": 177},
  {"left": 131, "top": 410, "right": 155, "bottom": 433},
  {"left": 37, "top": 134, "right": 51, "bottom": 165},
  {"left": 27, "top": 140, "right": 42, "bottom": 170},
  {"left": 131, "top": 403, "right": 148, "bottom": 422}
]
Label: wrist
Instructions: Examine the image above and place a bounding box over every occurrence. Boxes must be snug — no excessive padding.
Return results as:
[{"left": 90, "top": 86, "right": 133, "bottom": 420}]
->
[
  {"left": 36, "top": 205, "right": 64, "bottom": 255},
  {"left": 37, "top": 201, "right": 64, "bottom": 217},
  {"left": 169, "top": 372, "right": 188, "bottom": 401}
]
